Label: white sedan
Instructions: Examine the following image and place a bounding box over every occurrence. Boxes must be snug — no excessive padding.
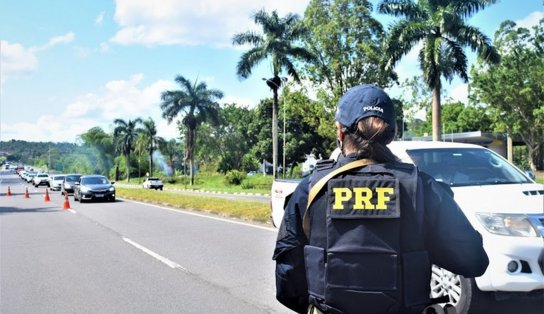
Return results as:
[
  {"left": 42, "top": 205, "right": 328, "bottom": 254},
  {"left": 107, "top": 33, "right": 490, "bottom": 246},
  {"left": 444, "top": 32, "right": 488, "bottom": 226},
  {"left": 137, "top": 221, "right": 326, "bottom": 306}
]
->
[{"left": 142, "top": 177, "right": 163, "bottom": 190}]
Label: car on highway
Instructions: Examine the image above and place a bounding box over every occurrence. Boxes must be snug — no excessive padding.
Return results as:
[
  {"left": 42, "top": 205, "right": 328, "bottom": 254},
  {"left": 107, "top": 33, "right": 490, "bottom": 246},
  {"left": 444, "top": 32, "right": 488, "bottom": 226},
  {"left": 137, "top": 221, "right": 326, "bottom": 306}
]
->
[
  {"left": 62, "top": 174, "right": 82, "bottom": 195},
  {"left": 142, "top": 177, "right": 163, "bottom": 190},
  {"left": 48, "top": 174, "right": 66, "bottom": 191},
  {"left": 73, "top": 175, "right": 115, "bottom": 202},
  {"left": 24, "top": 171, "right": 37, "bottom": 183},
  {"left": 271, "top": 141, "right": 544, "bottom": 313},
  {"left": 32, "top": 173, "right": 50, "bottom": 187}
]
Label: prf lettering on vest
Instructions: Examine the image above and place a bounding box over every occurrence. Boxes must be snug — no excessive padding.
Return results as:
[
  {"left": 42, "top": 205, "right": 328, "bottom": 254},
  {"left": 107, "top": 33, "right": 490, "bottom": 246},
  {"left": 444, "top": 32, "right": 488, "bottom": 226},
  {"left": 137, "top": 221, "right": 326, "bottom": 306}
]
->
[{"left": 333, "top": 187, "right": 394, "bottom": 210}]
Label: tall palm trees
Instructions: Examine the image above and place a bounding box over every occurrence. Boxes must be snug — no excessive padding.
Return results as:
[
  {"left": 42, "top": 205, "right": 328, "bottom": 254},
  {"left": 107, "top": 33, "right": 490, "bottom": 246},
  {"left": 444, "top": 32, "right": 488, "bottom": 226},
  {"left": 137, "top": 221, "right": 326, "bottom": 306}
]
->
[
  {"left": 160, "top": 75, "right": 223, "bottom": 185},
  {"left": 233, "top": 9, "right": 314, "bottom": 177},
  {"left": 138, "top": 118, "right": 165, "bottom": 177},
  {"left": 113, "top": 118, "right": 142, "bottom": 182},
  {"left": 378, "top": 0, "right": 500, "bottom": 141}
]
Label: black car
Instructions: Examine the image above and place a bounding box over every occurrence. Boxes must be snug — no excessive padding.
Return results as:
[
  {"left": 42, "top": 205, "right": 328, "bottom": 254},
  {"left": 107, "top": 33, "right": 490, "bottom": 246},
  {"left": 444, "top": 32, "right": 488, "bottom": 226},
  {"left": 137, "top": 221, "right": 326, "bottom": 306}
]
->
[
  {"left": 73, "top": 175, "right": 115, "bottom": 202},
  {"left": 62, "top": 174, "right": 83, "bottom": 195}
]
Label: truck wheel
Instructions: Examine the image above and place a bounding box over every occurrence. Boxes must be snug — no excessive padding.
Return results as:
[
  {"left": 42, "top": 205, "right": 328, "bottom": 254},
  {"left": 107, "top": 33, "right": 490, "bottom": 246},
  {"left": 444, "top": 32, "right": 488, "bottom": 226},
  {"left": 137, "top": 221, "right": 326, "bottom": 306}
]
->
[{"left": 430, "top": 265, "right": 491, "bottom": 314}]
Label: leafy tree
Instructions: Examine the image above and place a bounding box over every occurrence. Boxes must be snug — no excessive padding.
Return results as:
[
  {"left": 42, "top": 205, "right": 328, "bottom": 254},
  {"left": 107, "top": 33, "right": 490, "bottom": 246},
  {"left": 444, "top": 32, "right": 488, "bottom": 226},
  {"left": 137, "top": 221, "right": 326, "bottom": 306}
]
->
[
  {"left": 303, "top": 0, "right": 396, "bottom": 97},
  {"left": 471, "top": 18, "right": 544, "bottom": 170},
  {"left": 78, "top": 127, "right": 115, "bottom": 176},
  {"left": 280, "top": 88, "right": 332, "bottom": 176},
  {"left": 160, "top": 138, "right": 182, "bottom": 176},
  {"left": 430, "top": 101, "right": 493, "bottom": 135},
  {"left": 378, "top": 0, "right": 500, "bottom": 141},
  {"left": 134, "top": 134, "right": 147, "bottom": 180},
  {"left": 160, "top": 75, "right": 223, "bottom": 185},
  {"left": 196, "top": 104, "right": 256, "bottom": 173},
  {"left": 137, "top": 118, "right": 165, "bottom": 177},
  {"left": 246, "top": 98, "right": 274, "bottom": 172},
  {"left": 233, "top": 9, "right": 315, "bottom": 177},
  {"left": 113, "top": 118, "right": 142, "bottom": 181}
]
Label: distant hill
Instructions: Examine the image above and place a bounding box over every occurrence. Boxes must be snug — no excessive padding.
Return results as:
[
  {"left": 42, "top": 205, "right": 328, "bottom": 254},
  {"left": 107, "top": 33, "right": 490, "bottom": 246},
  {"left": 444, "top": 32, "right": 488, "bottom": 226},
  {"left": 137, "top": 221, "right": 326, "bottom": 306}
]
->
[{"left": 0, "top": 140, "right": 78, "bottom": 165}]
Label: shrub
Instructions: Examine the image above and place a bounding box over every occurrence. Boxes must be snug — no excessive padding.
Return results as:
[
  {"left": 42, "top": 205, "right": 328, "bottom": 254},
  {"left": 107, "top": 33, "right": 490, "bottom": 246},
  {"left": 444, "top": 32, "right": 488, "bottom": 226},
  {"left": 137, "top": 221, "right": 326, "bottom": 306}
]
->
[
  {"left": 241, "top": 181, "right": 255, "bottom": 189},
  {"left": 225, "top": 170, "right": 246, "bottom": 185}
]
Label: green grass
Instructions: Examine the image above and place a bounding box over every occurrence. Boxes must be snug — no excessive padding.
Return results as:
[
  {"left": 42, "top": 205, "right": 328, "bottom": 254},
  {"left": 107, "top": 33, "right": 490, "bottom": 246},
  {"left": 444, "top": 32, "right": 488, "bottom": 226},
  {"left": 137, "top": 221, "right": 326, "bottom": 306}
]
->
[
  {"left": 121, "top": 174, "right": 274, "bottom": 195},
  {"left": 116, "top": 187, "right": 272, "bottom": 224}
]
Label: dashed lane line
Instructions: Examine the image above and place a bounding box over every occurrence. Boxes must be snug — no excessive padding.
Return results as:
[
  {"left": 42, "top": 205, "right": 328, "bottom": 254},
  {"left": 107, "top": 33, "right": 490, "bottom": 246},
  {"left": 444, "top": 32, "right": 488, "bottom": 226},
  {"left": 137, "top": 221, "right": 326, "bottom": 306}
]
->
[{"left": 122, "top": 237, "right": 188, "bottom": 272}]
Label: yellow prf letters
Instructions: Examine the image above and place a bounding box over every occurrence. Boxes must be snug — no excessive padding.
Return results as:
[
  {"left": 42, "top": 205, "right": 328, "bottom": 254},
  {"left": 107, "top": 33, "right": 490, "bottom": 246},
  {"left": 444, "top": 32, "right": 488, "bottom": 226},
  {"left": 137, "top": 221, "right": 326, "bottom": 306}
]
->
[{"left": 333, "top": 187, "right": 394, "bottom": 210}]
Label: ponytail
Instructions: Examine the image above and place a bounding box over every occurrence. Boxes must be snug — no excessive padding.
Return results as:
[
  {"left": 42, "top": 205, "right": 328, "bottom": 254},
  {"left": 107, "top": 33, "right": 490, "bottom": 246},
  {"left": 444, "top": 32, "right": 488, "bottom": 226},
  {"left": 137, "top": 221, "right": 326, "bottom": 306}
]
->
[{"left": 342, "top": 117, "right": 398, "bottom": 163}]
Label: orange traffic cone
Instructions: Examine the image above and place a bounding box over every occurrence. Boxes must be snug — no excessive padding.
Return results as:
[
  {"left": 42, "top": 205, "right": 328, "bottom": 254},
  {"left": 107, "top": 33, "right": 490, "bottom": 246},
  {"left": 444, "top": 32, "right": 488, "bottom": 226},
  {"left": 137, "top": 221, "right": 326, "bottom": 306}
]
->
[
  {"left": 24, "top": 187, "right": 30, "bottom": 198},
  {"left": 7, "top": 186, "right": 11, "bottom": 196},
  {"left": 44, "top": 188, "right": 51, "bottom": 202},
  {"left": 63, "top": 196, "right": 71, "bottom": 210}
]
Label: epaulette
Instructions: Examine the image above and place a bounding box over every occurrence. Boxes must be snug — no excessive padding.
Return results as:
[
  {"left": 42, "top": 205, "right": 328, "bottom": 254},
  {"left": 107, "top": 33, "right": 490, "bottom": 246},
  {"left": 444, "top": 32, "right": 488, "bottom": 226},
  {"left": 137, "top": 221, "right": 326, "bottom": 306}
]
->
[{"left": 315, "top": 159, "right": 335, "bottom": 171}]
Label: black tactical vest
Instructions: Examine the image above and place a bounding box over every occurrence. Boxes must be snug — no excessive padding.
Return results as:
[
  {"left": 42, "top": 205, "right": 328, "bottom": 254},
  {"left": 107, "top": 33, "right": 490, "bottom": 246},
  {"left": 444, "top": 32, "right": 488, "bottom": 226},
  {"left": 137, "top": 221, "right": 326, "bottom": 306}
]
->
[{"left": 303, "top": 160, "right": 431, "bottom": 314}]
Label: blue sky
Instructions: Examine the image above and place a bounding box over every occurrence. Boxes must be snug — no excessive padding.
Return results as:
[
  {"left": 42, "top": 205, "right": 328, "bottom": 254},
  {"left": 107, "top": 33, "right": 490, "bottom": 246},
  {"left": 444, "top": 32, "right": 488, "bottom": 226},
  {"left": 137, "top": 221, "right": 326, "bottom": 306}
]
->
[{"left": 0, "top": 0, "right": 542, "bottom": 143}]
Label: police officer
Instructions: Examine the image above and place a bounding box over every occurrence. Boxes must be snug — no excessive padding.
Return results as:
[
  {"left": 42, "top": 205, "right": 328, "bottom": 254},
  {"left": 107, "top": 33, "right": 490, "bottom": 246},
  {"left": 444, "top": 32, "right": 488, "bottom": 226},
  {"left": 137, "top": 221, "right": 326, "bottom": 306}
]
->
[{"left": 273, "top": 84, "right": 488, "bottom": 314}]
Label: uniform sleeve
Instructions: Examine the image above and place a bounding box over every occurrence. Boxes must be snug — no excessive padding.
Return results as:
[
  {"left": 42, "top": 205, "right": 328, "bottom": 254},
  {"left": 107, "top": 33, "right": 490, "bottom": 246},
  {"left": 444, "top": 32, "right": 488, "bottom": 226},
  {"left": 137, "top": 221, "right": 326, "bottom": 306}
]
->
[
  {"left": 420, "top": 172, "right": 489, "bottom": 278},
  {"left": 272, "top": 177, "right": 310, "bottom": 313}
]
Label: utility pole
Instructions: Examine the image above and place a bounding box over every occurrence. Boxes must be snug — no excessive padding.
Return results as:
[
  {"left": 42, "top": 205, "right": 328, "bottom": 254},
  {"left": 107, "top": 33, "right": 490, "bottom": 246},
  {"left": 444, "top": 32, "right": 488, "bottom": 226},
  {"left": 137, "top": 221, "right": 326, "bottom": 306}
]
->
[{"left": 48, "top": 145, "right": 51, "bottom": 171}]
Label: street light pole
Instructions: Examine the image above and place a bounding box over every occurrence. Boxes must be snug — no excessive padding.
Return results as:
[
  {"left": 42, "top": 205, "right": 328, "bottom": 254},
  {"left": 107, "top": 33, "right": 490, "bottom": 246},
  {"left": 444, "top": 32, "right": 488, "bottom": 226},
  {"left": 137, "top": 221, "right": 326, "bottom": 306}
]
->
[
  {"left": 263, "top": 76, "right": 286, "bottom": 178},
  {"left": 283, "top": 95, "right": 286, "bottom": 178}
]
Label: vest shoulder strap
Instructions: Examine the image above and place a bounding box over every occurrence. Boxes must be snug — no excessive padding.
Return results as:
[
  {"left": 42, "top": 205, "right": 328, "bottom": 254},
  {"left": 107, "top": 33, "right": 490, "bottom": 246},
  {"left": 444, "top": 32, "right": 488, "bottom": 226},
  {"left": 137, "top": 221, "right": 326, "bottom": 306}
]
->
[{"left": 303, "top": 158, "right": 376, "bottom": 238}]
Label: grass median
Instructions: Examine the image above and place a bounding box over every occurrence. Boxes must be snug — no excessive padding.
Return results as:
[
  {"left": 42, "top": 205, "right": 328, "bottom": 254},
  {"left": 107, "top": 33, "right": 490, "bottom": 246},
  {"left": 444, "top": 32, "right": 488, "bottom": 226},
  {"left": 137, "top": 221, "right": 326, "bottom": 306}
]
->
[{"left": 116, "top": 187, "right": 272, "bottom": 224}]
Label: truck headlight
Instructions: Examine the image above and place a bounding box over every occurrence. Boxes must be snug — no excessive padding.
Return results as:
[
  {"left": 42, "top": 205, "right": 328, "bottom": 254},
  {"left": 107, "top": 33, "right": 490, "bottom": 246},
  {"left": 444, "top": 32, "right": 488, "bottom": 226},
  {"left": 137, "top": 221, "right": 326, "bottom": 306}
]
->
[{"left": 476, "top": 213, "right": 538, "bottom": 237}]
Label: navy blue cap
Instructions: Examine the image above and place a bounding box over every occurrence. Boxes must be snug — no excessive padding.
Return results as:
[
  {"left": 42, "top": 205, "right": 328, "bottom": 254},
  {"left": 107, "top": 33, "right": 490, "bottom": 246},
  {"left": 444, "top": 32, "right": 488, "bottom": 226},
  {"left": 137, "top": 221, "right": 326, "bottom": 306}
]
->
[{"left": 335, "top": 84, "right": 395, "bottom": 129}]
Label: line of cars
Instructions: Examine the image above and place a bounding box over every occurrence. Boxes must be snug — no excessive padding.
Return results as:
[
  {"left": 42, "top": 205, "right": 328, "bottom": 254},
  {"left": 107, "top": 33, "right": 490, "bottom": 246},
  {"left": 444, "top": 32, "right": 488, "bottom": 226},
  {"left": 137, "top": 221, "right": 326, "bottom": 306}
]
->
[{"left": 16, "top": 170, "right": 116, "bottom": 202}]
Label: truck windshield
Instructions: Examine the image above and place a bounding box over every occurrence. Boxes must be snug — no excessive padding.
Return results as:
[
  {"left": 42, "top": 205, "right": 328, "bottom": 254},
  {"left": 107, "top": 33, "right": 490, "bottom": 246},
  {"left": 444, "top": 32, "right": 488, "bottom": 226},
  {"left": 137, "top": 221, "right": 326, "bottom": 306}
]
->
[{"left": 406, "top": 148, "right": 532, "bottom": 187}]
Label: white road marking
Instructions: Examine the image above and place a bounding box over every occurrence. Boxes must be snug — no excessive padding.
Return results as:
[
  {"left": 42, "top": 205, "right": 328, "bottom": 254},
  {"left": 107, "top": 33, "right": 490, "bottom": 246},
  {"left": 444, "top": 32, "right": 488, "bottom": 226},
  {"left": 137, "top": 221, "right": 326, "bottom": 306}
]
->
[
  {"left": 67, "top": 209, "right": 77, "bottom": 214},
  {"left": 122, "top": 237, "right": 188, "bottom": 272},
  {"left": 125, "top": 199, "right": 277, "bottom": 232}
]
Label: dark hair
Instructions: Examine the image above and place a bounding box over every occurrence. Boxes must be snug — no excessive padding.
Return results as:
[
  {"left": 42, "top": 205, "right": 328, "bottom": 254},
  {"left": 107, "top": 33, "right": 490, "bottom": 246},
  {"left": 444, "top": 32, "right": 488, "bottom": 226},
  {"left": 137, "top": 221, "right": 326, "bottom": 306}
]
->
[{"left": 342, "top": 117, "right": 398, "bottom": 163}]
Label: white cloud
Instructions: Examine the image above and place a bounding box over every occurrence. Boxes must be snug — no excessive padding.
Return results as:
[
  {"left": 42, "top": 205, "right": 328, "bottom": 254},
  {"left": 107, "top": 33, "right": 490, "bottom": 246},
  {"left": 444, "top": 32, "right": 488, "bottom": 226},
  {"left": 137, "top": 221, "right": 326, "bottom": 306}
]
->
[
  {"left": 515, "top": 11, "right": 544, "bottom": 29},
  {"left": 110, "top": 0, "right": 310, "bottom": 47},
  {"left": 450, "top": 83, "right": 468, "bottom": 103},
  {"left": 0, "top": 40, "right": 39, "bottom": 87},
  {"left": 1, "top": 33, "right": 75, "bottom": 85},
  {"left": 99, "top": 42, "right": 110, "bottom": 53},
  {"left": 95, "top": 11, "right": 106, "bottom": 25},
  {"left": 1, "top": 75, "right": 181, "bottom": 142},
  {"left": 222, "top": 95, "right": 257, "bottom": 108},
  {"left": 33, "top": 32, "right": 75, "bottom": 52}
]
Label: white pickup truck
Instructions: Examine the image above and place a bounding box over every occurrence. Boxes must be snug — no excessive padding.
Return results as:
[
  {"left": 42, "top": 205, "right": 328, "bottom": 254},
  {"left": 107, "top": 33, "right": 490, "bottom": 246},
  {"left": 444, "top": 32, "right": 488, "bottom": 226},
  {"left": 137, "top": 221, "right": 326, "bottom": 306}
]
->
[{"left": 271, "top": 141, "right": 544, "bottom": 314}]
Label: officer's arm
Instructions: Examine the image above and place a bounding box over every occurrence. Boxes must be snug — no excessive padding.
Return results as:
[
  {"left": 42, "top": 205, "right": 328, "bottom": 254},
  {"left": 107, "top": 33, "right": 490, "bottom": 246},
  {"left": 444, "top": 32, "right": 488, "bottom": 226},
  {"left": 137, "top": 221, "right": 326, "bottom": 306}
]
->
[
  {"left": 273, "top": 177, "right": 310, "bottom": 313},
  {"left": 421, "top": 173, "right": 489, "bottom": 278}
]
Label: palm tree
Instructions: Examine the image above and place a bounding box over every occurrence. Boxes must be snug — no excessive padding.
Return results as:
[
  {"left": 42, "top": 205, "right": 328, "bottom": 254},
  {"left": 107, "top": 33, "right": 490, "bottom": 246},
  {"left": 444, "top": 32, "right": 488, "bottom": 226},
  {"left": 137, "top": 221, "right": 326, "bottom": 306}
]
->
[
  {"left": 160, "top": 75, "right": 223, "bottom": 185},
  {"left": 378, "top": 0, "right": 500, "bottom": 141},
  {"left": 113, "top": 118, "right": 142, "bottom": 182},
  {"left": 138, "top": 118, "right": 165, "bottom": 177},
  {"left": 233, "top": 9, "right": 315, "bottom": 177}
]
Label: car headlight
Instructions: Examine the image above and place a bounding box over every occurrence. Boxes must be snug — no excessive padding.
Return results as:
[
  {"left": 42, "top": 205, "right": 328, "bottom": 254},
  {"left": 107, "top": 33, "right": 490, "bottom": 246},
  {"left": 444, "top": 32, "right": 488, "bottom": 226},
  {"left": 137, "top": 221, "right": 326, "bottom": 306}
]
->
[
  {"left": 476, "top": 213, "right": 538, "bottom": 237},
  {"left": 80, "top": 186, "right": 90, "bottom": 193},
  {"left": 109, "top": 186, "right": 115, "bottom": 192}
]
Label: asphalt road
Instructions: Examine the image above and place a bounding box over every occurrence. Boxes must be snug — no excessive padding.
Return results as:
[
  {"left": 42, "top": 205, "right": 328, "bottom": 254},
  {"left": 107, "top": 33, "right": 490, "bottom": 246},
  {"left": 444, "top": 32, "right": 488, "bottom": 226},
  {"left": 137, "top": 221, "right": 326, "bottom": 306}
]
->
[{"left": 0, "top": 171, "right": 290, "bottom": 314}]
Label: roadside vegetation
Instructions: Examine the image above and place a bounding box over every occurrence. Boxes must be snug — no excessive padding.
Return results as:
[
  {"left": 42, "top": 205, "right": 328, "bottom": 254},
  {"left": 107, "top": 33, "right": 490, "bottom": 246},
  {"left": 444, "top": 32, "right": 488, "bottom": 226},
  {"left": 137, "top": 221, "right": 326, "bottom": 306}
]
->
[
  {"left": 116, "top": 187, "right": 271, "bottom": 224},
  {"left": 125, "top": 173, "right": 274, "bottom": 195}
]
